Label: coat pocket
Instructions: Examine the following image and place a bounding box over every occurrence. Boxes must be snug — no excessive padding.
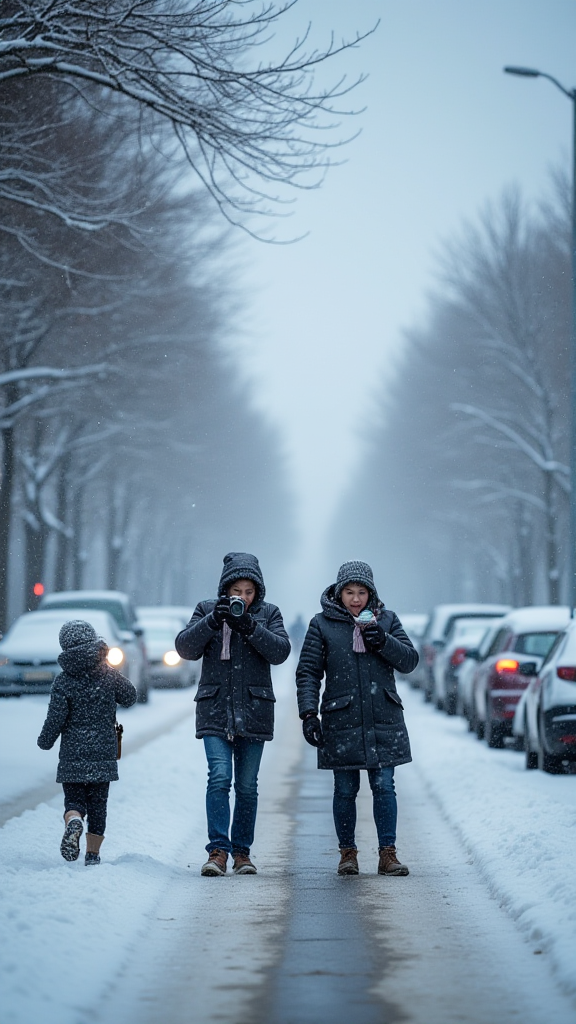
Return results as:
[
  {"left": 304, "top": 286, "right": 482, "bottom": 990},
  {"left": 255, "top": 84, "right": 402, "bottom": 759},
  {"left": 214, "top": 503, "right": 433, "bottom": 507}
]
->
[
  {"left": 194, "top": 684, "right": 220, "bottom": 702},
  {"left": 248, "top": 686, "right": 276, "bottom": 701},
  {"left": 321, "top": 695, "right": 353, "bottom": 713},
  {"left": 383, "top": 689, "right": 404, "bottom": 710}
]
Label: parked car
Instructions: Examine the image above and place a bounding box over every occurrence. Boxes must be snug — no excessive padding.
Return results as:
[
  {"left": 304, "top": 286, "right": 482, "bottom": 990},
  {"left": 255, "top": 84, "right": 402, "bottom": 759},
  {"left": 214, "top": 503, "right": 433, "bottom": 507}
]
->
[
  {"left": 513, "top": 619, "right": 576, "bottom": 773},
  {"left": 396, "top": 613, "right": 428, "bottom": 686},
  {"left": 0, "top": 608, "right": 138, "bottom": 696},
  {"left": 456, "top": 622, "right": 503, "bottom": 728},
  {"left": 472, "top": 607, "right": 570, "bottom": 748},
  {"left": 39, "top": 590, "right": 149, "bottom": 701},
  {"left": 432, "top": 616, "right": 503, "bottom": 715},
  {"left": 137, "top": 614, "right": 196, "bottom": 689},
  {"left": 420, "top": 603, "right": 511, "bottom": 702}
]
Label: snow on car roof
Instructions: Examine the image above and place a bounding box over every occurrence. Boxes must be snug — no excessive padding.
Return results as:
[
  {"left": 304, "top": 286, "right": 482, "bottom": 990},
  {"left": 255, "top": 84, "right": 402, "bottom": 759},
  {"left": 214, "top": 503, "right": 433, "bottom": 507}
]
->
[
  {"left": 499, "top": 606, "right": 571, "bottom": 633},
  {"left": 42, "top": 590, "right": 131, "bottom": 604},
  {"left": 426, "top": 604, "right": 511, "bottom": 639}
]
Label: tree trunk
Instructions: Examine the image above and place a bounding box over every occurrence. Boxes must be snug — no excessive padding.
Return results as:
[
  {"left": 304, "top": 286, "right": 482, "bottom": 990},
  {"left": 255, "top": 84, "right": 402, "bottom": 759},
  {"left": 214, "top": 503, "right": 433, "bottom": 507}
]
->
[
  {"left": 544, "top": 471, "right": 561, "bottom": 605},
  {"left": 0, "top": 420, "right": 16, "bottom": 631},
  {"left": 70, "top": 482, "right": 85, "bottom": 590},
  {"left": 53, "top": 452, "right": 71, "bottom": 592},
  {"left": 24, "top": 515, "right": 49, "bottom": 610}
]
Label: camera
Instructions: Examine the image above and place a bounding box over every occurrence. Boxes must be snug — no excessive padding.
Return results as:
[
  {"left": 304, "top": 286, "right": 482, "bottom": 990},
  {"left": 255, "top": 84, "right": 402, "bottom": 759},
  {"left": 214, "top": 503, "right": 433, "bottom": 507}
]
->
[{"left": 229, "top": 596, "right": 246, "bottom": 617}]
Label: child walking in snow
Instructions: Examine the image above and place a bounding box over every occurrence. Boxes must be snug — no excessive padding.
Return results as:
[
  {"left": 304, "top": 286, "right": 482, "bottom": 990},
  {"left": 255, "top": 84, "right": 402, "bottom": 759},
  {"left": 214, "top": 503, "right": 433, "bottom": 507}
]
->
[{"left": 38, "top": 620, "right": 137, "bottom": 865}]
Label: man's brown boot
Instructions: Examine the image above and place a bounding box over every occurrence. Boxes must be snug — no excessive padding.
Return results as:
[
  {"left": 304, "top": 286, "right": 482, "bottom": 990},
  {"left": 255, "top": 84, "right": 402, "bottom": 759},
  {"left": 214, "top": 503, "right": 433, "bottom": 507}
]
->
[
  {"left": 233, "top": 852, "right": 257, "bottom": 875},
  {"left": 201, "top": 849, "right": 228, "bottom": 876},
  {"left": 337, "top": 847, "right": 359, "bottom": 875},
  {"left": 378, "top": 846, "right": 409, "bottom": 876}
]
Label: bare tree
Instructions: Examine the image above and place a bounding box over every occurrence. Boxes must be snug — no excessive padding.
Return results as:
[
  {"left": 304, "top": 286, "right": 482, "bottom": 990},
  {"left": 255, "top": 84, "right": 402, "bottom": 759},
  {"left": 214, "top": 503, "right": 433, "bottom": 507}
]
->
[{"left": 1, "top": 1, "right": 370, "bottom": 228}]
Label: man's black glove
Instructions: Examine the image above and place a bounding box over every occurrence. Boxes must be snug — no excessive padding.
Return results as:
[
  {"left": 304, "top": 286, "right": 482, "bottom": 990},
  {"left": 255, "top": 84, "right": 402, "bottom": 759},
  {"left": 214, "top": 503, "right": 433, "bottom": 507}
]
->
[
  {"left": 362, "top": 620, "right": 387, "bottom": 652},
  {"left": 301, "top": 712, "right": 324, "bottom": 748},
  {"left": 227, "top": 611, "right": 256, "bottom": 636},
  {"left": 207, "top": 596, "right": 230, "bottom": 630}
]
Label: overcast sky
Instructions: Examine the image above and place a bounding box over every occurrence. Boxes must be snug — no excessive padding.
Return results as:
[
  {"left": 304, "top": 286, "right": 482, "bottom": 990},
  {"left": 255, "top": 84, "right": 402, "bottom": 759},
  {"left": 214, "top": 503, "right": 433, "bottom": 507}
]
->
[{"left": 230, "top": 0, "right": 576, "bottom": 612}]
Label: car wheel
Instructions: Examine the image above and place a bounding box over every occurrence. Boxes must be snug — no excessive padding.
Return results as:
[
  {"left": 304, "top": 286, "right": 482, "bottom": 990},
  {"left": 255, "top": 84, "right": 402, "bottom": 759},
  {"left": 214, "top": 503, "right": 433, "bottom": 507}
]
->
[
  {"left": 523, "top": 717, "right": 538, "bottom": 770},
  {"left": 475, "top": 714, "right": 485, "bottom": 740},
  {"left": 485, "top": 714, "right": 504, "bottom": 749},
  {"left": 445, "top": 693, "right": 457, "bottom": 716},
  {"left": 537, "top": 714, "right": 563, "bottom": 773},
  {"left": 137, "top": 686, "right": 149, "bottom": 704},
  {"left": 435, "top": 693, "right": 444, "bottom": 711}
]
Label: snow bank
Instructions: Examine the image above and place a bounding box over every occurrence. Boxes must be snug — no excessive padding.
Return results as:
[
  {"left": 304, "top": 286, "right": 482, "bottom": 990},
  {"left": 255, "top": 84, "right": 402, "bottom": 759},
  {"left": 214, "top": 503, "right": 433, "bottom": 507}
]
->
[
  {"left": 400, "top": 682, "right": 576, "bottom": 999},
  {"left": 0, "top": 688, "right": 196, "bottom": 805}
]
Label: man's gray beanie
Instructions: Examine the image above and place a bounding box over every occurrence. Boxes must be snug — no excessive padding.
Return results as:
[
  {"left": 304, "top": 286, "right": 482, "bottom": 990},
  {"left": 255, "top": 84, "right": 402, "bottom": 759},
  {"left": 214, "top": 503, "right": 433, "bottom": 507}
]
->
[{"left": 334, "top": 561, "right": 378, "bottom": 600}]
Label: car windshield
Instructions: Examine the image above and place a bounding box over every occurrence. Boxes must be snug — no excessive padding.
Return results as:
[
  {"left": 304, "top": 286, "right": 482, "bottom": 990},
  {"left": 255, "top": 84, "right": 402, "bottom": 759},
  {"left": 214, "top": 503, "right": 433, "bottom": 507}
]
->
[
  {"left": 514, "top": 632, "right": 559, "bottom": 657},
  {"left": 44, "top": 598, "right": 129, "bottom": 630}
]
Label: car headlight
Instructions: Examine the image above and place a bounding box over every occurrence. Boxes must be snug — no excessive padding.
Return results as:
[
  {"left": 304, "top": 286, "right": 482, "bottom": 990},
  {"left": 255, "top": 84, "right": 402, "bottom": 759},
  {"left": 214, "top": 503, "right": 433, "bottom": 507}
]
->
[
  {"left": 107, "top": 647, "right": 124, "bottom": 667},
  {"left": 163, "top": 650, "right": 181, "bottom": 667}
]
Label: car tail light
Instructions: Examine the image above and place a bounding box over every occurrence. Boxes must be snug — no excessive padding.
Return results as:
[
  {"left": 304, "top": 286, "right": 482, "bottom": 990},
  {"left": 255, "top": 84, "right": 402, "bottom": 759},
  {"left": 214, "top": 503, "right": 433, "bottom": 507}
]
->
[
  {"left": 495, "top": 658, "right": 519, "bottom": 673},
  {"left": 556, "top": 666, "right": 576, "bottom": 681},
  {"left": 424, "top": 645, "right": 435, "bottom": 665},
  {"left": 560, "top": 735, "right": 576, "bottom": 743},
  {"left": 450, "top": 647, "right": 467, "bottom": 667}
]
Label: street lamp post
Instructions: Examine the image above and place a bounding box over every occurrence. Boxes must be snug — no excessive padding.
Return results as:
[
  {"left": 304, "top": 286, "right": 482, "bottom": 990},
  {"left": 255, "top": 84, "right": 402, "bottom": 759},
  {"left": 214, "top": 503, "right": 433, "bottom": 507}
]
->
[{"left": 504, "top": 66, "right": 576, "bottom": 615}]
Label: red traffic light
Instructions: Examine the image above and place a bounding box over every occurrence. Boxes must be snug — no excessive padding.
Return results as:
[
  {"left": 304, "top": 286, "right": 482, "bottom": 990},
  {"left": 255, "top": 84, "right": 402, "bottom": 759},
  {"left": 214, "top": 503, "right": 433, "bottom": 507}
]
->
[{"left": 33, "top": 582, "right": 45, "bottom": 597}]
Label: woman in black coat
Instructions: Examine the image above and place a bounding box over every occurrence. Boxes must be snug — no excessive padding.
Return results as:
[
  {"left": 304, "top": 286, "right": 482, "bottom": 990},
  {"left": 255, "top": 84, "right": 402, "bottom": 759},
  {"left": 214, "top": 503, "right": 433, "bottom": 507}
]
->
[
  {"left": 38, "top": 620, "right": 137, "bottom": 865},
  {"left": 175, "top": 552, "right": 290, "bottom": 877},
  {"left": 296, "top": 561, "right": 418, "bottom": 877}
]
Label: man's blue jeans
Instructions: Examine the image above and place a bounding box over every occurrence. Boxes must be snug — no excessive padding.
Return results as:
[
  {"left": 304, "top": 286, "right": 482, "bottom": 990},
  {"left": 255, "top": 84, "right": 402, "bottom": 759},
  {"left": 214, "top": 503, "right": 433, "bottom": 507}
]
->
[
  {"left": 332, "top": 767, "right": 397, "bottom": 849},
  {"left": 203, "top": 736, "right": 265, "bottom": 855}
]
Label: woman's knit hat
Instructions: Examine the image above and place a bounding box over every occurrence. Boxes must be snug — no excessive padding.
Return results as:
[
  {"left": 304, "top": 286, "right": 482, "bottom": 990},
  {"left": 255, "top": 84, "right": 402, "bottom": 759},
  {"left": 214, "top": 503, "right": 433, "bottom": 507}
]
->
[{"left": 334, "top": 560, "right": 378, "bottom": 601}]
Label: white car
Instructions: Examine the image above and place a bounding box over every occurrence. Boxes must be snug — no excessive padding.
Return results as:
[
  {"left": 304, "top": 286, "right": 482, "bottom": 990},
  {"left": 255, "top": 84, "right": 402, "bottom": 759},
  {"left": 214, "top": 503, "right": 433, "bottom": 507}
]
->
[
  {"left": 137, "top": 614, "right": 196, "bottom": 689},
  {"left": 432, "top": 616, "right": 503, "bottom": 715},
  {"left": 0, "top": 609, "right": 140, "bottom": 696},
  {"left": 456, "top": 622, "right": 503, "bottom": 727},
  {"left": 396, "top": 613, "right": 428, "bottom": 685},
  {"left": 419, "top": 603, "right": 511, "bottom": 701},
  {"left": 513, "top": 619, "right": 576, "bottom": 773}
]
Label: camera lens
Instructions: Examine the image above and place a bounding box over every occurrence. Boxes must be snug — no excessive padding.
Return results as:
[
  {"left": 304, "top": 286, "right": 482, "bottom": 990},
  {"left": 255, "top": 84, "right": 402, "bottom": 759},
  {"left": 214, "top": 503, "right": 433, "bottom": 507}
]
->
[{"left": 229, "top": 597, "right": 245, "bottom": 617}]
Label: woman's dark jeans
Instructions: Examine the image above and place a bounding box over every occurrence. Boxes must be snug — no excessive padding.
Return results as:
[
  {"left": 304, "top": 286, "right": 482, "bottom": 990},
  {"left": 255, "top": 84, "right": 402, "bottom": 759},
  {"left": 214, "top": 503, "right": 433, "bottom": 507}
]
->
[
  {"left": 203, "top": 736, "right": 265, "bottom": 855},
  {"left": 62, "top": 782, "right": 110, "bottom": 836},
  {"left": 332, "top": 767, "right": 397, "bottom": 849}
]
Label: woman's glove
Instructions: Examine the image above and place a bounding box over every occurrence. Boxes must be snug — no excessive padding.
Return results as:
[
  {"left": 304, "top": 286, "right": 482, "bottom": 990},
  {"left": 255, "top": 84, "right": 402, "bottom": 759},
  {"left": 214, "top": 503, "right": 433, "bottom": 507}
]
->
[
  {"left": 207, "top": 596, "right": 230, "bottom": 630},
  {"left": 362, "top": 621, "right": 387, "bottom": 652},
  {"left": 301, "top": 712, "right": 324, "bottom": 748},
  {"left": 228, "top": 611, "right": 256, "bottom": 636}
]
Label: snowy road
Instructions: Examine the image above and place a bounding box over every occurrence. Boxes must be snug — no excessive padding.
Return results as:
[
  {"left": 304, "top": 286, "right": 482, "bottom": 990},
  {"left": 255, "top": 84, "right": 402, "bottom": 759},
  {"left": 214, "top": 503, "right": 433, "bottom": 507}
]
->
[{"left": 2, "top": 664, "right": 576, "bottom": 1023}]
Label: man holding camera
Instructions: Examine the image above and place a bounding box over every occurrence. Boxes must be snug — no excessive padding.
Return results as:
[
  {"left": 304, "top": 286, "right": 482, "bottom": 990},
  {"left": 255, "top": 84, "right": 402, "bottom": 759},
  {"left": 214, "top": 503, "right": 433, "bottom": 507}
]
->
[{"left": 175, "top": 552, "right": 290, "bottom": 876}]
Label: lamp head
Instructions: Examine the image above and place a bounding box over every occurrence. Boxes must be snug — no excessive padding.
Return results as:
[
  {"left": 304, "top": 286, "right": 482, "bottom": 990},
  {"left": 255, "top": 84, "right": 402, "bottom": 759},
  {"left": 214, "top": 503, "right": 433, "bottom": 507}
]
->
[{"left": 503, "top": 66, "right": 540, "bottom": 77}]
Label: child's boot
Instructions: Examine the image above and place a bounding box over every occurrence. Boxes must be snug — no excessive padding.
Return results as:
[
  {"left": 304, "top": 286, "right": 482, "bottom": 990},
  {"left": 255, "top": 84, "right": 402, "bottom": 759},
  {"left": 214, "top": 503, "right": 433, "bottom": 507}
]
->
[
  {"left": 85, "top": 833, "right": 104, "bottom": 865},
  {"left": 61, "top": 814, "right": 84, "bottom": 861}
]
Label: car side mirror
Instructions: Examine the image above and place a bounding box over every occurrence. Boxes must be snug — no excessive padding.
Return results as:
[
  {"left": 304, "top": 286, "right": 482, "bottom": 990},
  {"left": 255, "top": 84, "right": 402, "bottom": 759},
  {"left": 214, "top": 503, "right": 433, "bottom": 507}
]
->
[
  {"left": 465, "top": 649, "right": 481, "bottom": 661},
  {"left": 432, "top": 639, "right": 445, "bottom": 649},
  {"left": 133, "top": 626, "right": 144, "bottom": 638},
  {"left": 518, "top": 661, "right": 538, "bottom": 677}
]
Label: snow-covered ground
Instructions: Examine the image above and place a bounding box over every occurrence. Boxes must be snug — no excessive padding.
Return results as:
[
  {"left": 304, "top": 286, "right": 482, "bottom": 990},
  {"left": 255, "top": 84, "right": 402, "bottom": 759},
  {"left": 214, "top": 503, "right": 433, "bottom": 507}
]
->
[
  {"left": 400, "top": 681, "right": 576, "bottom": 1001},
  {"left": 1, "top": 667, "right": 575, "bottom": 1023}
]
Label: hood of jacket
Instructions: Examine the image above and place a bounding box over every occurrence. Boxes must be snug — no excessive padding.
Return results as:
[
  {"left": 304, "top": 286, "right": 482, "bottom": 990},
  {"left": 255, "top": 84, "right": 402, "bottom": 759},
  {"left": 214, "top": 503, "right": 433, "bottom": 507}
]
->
[
  {"left": 320, "top": 585, "right": 384, "bottom": 623},
  {"left": 217, "top": 551, "right": 266, "bottom": 603},
  {"left": 58, "top": 640, "right": 108, "bottom": 677}
]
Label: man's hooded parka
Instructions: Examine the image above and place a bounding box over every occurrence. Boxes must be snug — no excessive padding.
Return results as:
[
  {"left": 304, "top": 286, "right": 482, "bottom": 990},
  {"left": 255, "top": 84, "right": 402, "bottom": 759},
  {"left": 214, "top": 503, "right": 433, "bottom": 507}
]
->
[
  {"left": 175, "top": 552, "right": 290, "bottom": 742},
  {"left": 296, "top": 584, "right": 418, "bottom": 770}
]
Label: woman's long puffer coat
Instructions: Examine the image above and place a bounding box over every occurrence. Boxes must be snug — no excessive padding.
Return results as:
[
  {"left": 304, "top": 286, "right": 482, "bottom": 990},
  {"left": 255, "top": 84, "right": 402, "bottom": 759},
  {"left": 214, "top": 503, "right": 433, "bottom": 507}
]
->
[
  {"left": 176, "top": 598, "right": 290, "bottom": 742},
  {"left": 296, "top": 588, "right": 418, "bottom": 770}
]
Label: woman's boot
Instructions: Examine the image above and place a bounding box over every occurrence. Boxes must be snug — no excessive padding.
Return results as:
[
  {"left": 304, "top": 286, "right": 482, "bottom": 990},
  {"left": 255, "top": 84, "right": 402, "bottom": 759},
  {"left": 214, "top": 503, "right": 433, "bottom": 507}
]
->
[
  {"left": 85, "top": 833, "right": 104, "bottom": 865},
  {"left": 61, "top": 814, "right": 84, "bottom": 861}
]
